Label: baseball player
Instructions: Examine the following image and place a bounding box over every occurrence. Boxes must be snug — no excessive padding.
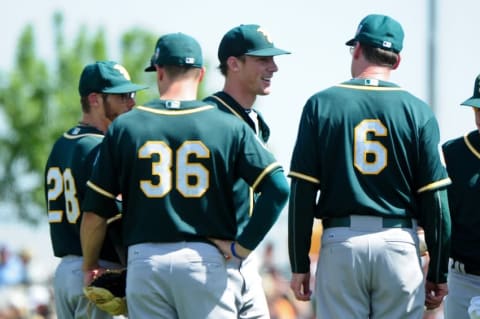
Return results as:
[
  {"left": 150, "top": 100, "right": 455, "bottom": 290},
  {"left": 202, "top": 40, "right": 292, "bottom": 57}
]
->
[
  {"left": 203, "top": 23, "right": 290, "bottom": 318},
  {"left": 288, "top": 14, "right": 451, "bottom": 318},
  {"left": 44, "top": 60, "right": 147, "bottom": 319},
  {"left": 80, "top": 32, "right": 289, "bottom": 318},
  {"left": 442, "top": 74, "right": 480, "bottom": 319}
]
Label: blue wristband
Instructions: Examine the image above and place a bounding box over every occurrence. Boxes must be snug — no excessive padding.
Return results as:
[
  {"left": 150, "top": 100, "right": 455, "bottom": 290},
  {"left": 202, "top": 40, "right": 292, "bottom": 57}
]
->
[{"left": 230, "top": 242, "right": 243, "bottom": 259}]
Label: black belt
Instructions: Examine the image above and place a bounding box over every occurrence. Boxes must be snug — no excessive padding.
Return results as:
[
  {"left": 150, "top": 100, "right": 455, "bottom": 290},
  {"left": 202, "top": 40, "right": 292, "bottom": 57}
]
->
[
  {"left": 451, "top": 259, "right": 480, "bottom": 276},
  {"left": 322, "top": 216, "right": 413, "bottom": 229}
]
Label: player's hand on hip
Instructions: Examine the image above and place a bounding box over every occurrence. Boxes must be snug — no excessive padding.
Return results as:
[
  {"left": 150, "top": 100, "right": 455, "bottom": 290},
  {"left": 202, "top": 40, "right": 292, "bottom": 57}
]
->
[
  {"left": 425, "top": 281, "right": 448, "bottom": 310},
  {"left": 208, "top": 238, "right": 250, "bottom": 260},
  {"left": 290, "top": 272, "right": 312, "bottom": 301}
]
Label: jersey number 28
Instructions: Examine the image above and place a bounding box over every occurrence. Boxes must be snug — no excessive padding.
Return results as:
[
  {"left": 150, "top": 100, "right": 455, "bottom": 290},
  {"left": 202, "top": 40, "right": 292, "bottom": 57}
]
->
[{"left": 46, "top": 168, "right": 81, "bottom": 224}]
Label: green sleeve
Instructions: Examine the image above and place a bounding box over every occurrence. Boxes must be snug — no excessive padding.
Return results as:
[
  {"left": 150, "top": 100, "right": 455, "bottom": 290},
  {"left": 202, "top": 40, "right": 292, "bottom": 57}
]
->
[
  {"left": 288, "top": 178, "right": 318, "bottom": 273},
  {"left": 236, "top": 168, "right": 289, "bottom": 250},
  {"left": 419, "top": 188, "right": 451, "bottom": 283}
]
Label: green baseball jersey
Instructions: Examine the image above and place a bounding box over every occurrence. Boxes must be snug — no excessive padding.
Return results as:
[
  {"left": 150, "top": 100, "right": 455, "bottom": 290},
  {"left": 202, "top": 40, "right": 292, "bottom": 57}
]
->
[
  {"left": 289, "top": 78, "right": 450, "bottom": 217},
  {"left": 82, "top": 99, "right": 282, "bottom": 249},
  {"left": 44, "top": 125, "right": 120, "bottom": 262},
  {"left": 205, "top": 92, "right": 270, "bottom": 142},
  {"left": 204, "top": 92, "right": 270, "bottom": 234},
  {"left": 442, "top": 130, "right": 480, "bottom": 266}
]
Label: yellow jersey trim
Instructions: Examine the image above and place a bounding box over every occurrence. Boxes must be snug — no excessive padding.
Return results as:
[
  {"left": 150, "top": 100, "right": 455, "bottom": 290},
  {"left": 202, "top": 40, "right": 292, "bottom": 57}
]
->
[
  {"left": 136, "top": 104, "right": 214, "bottom": 115},
  {"left": 86, "top": 181, "right": 116, "bottom": 199},
  {"left": 417, "top": 178, "right": 452, "bottom": 193},
  {"left": 288, "top": 171, "right": 320, "bottom": 184},
  {"left": 464, "top": 132, "right": 480, "bottom": 159},
  {"left": 336, "top": 84, "right": 406, "bottom": 91},
  {"left": 252, "top": 163, "right": 282, "bottom": 190},
  {"left": 63, "top": 133, "right": 103, "bottom": 139},
  {"left": 209, "top": 95, "right": 244, "bottom": 120}
]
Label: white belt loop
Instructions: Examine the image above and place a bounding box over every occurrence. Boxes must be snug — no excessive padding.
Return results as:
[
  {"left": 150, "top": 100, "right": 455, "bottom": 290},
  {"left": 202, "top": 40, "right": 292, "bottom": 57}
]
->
[{"left": 452, "top": 259, "right": 467, "bottom": 274}]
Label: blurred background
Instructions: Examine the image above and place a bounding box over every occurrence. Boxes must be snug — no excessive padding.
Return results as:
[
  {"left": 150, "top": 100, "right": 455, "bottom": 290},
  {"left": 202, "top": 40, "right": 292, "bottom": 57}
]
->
[{"left": 1, "top": 0, "right": 476, "bottom": 317}]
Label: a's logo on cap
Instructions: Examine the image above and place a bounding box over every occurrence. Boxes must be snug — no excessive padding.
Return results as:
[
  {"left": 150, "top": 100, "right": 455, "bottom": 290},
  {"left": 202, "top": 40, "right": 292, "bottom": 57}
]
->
[
  {"left": 114, "top": 64, "right": 131, "bottom": 80},
  {"left": 257, "top": 27, "right": 273, "bottom": 44},
  {"left": 382, "top": 41, "right": 392, "bottom": 48},
  {"left": 185, "top": 57, "right": 195, "bottom": 64}
]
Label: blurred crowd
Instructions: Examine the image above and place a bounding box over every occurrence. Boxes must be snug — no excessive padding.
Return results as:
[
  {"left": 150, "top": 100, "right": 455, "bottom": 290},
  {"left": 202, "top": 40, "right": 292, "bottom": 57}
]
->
[
  {"left": 0, "top": 240, "right": 445, "bottom": 319},
  {"left": 0, "top": 245, "right": 55, "bottom": 319}
]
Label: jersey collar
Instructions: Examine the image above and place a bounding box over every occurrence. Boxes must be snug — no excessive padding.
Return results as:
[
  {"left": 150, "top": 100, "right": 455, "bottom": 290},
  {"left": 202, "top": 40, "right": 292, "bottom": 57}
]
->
[{"left": 343, "top": 78, "right": 400, "bottom": 88}]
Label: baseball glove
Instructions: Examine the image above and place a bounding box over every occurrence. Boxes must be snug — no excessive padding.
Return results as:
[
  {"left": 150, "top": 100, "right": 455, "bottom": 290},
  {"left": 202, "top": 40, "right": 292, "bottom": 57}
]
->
[{"left": 83, "top": 268, "right": 127, "bottom": 316}]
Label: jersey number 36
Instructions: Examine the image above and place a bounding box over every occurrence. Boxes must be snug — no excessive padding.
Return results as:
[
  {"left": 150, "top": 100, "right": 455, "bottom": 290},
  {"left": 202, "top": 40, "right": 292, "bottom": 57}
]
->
[{"left": 139, "top": 141, "right": 209, "bottom": 198}]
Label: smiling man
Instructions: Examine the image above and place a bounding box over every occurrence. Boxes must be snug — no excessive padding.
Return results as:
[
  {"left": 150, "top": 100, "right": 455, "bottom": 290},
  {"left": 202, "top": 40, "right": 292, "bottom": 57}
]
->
[{"left": 203, "top": 24, "right": 290, "bottom": 319}]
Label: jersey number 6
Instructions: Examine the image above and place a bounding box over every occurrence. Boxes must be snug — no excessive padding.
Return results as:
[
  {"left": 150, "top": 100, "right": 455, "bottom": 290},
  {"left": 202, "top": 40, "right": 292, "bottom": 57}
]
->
[{"left": 354, "top": 119, "right": 388, "bottom": 175}]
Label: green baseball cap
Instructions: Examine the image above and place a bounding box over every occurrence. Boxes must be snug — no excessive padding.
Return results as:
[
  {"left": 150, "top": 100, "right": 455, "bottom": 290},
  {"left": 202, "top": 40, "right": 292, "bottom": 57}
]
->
[
  {"left": 79, "top": 61, "right": 148, "bottom": 96},
  {"left": 218, "top": 24, "right": 290, "bottom": 63},
  {"left": 461, "top": 75, "right": 480, "bottom": 108},
  {"left": 346, "top": 14, "right": 404, "bottom": 53},
  {"left": 144, "top": 33, "right": 203, "bottom": 72}
]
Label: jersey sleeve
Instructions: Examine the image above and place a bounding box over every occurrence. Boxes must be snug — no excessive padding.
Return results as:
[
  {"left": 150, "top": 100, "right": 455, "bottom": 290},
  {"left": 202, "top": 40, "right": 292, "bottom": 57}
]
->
[
  {"left": 82, "top": 128, "right": 120, "bottom": 219},
  {"left": 415, "top": 117, "right": 451, "bottom": 193},
  {"left": 236, "top": 129, "right": 282, "bottom": 189},
  {"left": 234, "top": 127, "right": 289, "bottom": 250},
  {"left": 288, "top": 99, "right": 322, "bottom": 273},
  {"left": 288, "top": 99, "right": 321, "bottom": 185}
]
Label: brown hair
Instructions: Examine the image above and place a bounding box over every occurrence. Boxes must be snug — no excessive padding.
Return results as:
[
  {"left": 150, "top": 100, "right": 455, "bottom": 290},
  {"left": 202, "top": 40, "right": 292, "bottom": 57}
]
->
[
  {"left": 360, "top": 44, "right": 399, "bottom": 68},
  {"left": 163, "top": 65, "right": 203, "bottom": 80},
  {"left": 218, "top": 55, "right": 246, "bottom": 76}
]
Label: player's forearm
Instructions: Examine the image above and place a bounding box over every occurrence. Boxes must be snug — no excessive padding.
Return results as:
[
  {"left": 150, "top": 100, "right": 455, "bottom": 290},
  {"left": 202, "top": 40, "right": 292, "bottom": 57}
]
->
[
  {"left": 288, "top": 178, "right": 317, "bottom": 273},
  {"left": 81, "top": 211, "right": 108, "bottom": 271},
  {"left": 237, "top": 169, "right": 289, "bottom": 250},
  {"left": 419, "top": 188, "right": 451, "bottom": 283}
]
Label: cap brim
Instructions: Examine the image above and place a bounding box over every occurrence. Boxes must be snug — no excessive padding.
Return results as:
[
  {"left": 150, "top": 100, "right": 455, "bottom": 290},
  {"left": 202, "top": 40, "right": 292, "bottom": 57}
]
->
[
  {"left": 246, "top": 47, "right": 291, "bottom": 57},
  {"left": 461, "top": 97, "right": 480, "bottom": 108},
  {"left": 144, "top": 65, "right": 156, "bottom": 72},
  {"left": 345, "top": 38, "right": 356, "bottom": 46},
  {"left": 102, "top": 83, "right": 149, "bottom": 94}
]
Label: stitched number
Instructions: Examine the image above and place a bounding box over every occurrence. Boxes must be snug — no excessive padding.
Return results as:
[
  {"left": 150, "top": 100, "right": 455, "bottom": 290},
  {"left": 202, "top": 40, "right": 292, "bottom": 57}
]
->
[
  {"left": 139, "top": 141, "right": 172, "bottom": 197},
  {"left": 354, "top": 120, "right": 387, "bottom": 175},
  {"left": 139, "top": 141, "right": 209, "bottom": 198},
  {"left": 177, "top": 142, "right": 209, "bottom": 197},
  {"left": 46, "top": 168, "right": 81, "bottom": 223}
]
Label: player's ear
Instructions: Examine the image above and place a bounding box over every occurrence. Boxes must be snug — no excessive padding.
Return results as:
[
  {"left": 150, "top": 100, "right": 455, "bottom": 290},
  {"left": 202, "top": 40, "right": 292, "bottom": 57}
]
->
[
  {"left": 155, "top": 65, "right": 165, "bottom": 81},
  {"left": 227, "top": 56, "right": 240, "bottom": 72},
  {"left": 392, "top": 54, "right": 401, "bottom": 70},
  {"left": 198, "top": 67, "right": 206, "bottom": 82},
  {"left": 87, "top": 93, "right": 101, "bottom": 107},
  {"left": 352, "top": 43, "right": 361, "bottom": 59}
]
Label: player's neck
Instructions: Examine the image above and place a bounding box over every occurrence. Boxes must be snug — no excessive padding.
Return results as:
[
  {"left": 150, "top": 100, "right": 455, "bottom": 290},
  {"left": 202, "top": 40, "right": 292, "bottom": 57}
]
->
[
  {"left": 159, "top": 81, "right": 199, "bottom": 101},
  {"left": 354, "top": 66, "right": 392, "bottom": 82},
  {"left": 79, "top": 114, "right": 107, "bottom": 133},
  {"left": 222, "top": 83, "right": 256, "bottom": 110}
]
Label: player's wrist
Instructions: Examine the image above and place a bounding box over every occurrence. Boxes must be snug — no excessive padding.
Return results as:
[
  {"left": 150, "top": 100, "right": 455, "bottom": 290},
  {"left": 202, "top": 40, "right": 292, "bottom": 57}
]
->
[
  {"left": 82, "top": 263, "right": 101, "bottom": 272},
  {"left": 230, "top": 242, "right": 243, "bottom": 259},
  {"left": 230, "top": 242, "right": 250, "bottom": 259}
]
